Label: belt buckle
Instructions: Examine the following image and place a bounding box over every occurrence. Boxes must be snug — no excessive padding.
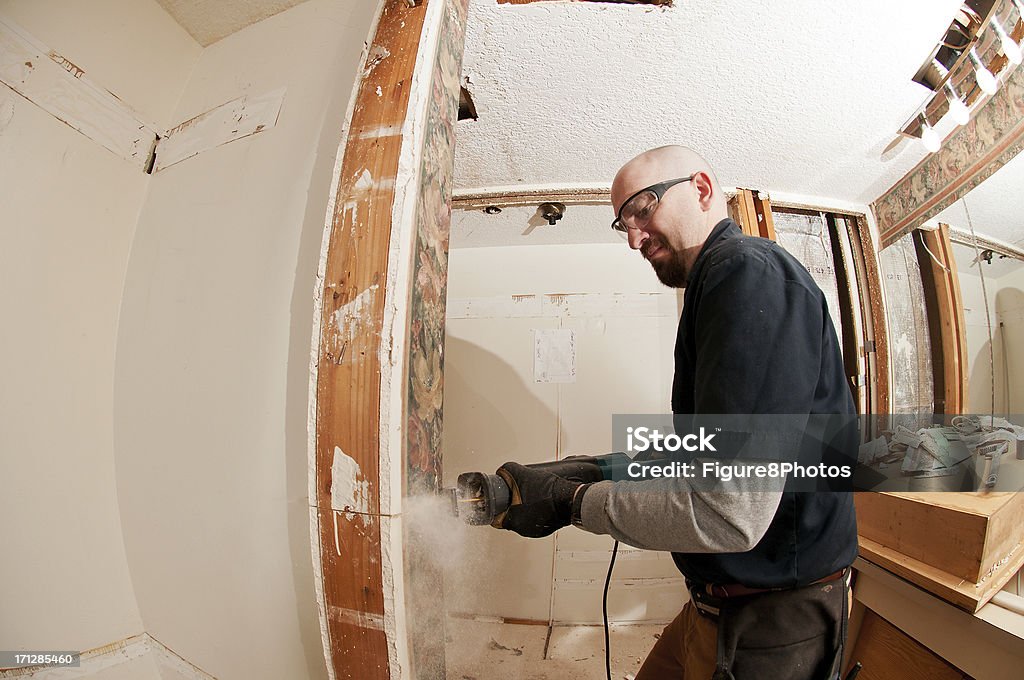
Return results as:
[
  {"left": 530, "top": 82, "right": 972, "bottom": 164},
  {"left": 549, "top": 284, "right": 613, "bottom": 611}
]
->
[
  {"left": 693, "top": 598, "right": 720, "bottom": 618},
  {"left": 689, "top": 584, "right": 722, "bottom": 619}
]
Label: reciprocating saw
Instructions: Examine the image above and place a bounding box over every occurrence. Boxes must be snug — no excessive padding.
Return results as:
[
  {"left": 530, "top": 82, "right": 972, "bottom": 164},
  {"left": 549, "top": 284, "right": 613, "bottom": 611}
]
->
[{"left": 446, "top": 453, "right": 632, "bottom": 525}]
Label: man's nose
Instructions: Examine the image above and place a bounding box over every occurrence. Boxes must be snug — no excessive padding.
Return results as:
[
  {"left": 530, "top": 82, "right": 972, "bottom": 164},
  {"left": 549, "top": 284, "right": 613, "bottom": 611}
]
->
[{"left": 628, "top": 227, "right": 647, "bottom": 250}]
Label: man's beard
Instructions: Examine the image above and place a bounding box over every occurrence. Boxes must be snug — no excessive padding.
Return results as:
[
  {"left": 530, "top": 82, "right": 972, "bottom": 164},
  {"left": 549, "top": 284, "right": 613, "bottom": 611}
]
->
[{"left": 645, "top": 243, "right": 688, "bottom": 288}]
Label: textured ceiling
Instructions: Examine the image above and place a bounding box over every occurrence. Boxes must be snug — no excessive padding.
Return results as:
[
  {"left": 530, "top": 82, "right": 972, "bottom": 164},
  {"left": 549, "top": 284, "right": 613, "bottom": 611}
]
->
[
  {"left": 155, "top": 0, "right": 310, "bottom": 46},
  {"left": 454, "top": 0, "right": 969, "bottom": 209}
]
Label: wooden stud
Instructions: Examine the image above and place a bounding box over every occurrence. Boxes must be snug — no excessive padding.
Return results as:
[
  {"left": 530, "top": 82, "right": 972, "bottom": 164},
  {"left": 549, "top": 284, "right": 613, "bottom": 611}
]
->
[
  {"left": 915, "top": 225, "right": 968, "bottom": 414},
  {"left": 727, "top": 189, "right": 760, "bottom": 237},
  {"left": 849, "top": 215, "right": 890, "bottom": 420},
  {"left": 750, "top": 191, "right": 776, "bottom": 241},
  {"left": 313, "top": 0, "right": 470, "bottom": 676},
  {"left": 313, "top": 2, "right": 429, "bottom": 678}
]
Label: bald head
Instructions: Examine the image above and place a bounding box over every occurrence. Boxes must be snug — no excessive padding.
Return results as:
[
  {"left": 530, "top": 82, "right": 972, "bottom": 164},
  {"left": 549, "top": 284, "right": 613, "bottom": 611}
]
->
[
  {"left": 611, "top": 146, "right": 725, "bottom": 216},
  {"left": 610, "top": 146, "right": 729, "bottom": 288}
]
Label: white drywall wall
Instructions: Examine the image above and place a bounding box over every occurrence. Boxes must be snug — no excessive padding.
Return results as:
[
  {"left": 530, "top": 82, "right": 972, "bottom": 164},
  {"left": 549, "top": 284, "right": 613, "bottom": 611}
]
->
[
  {"left": 958, "top": 255, "right": 1024, "bottom": 416},
  {"left": 994, "top": 266, "right": 1024, "bottom": 415},
  {"left": 0, "top": 0, "right": 198, "bottom": 657},
  {"left": 442, "top": 219, "right": 687, "bottom": 624},
  {"left": 111, "top": 1, "right": 374, "bottom": 678}
]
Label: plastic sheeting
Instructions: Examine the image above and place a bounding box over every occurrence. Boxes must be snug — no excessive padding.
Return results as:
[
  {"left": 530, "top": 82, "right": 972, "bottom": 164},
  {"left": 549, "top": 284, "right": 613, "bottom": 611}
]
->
[
  {"left": 773, "top": 211, "right": 845, "bottom": 354},
  {"left": 878, "top": 233, "right": 934, "bottom": 414}
]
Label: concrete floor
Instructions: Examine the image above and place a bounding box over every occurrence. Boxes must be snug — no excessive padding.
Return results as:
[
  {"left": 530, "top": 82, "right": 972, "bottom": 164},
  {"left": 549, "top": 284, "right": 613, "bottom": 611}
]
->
[{"left": 445, "top": 617, "right": 666, "bottom": 680}]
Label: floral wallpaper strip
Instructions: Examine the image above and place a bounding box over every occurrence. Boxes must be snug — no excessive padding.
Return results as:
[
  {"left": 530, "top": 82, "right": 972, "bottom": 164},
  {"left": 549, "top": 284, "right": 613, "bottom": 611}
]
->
[
  {"left": 406, "top": 0, "right": 467, "bottom": 497},
  {"left": 873, "top": 61, "right": 1024, "bottom": 247},
  {"left": 403, "top": 1, "right": 468, "bottom": 678}
]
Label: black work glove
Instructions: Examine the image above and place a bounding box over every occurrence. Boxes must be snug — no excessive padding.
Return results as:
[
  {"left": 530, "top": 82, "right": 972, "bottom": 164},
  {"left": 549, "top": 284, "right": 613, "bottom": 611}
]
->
[{"left": 493, "top": 462, "right": 582, "bottom": 538}]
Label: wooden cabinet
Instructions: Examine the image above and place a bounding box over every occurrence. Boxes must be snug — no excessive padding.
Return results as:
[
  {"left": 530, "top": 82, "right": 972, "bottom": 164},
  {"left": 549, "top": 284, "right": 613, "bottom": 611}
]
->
[{"left": 846, "top": 610, "right": 969, "bottom": 679}]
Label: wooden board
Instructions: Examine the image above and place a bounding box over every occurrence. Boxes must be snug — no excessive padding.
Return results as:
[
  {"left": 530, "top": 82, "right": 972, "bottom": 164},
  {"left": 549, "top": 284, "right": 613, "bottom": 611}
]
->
[
  {"left": 916, "top": 224, "right": 968, "bottom": 415},
  {"left": 312, "top": 0, "right": 470, "bottom": 677},
  {"left": 751, "top": 190, "right": 776, "bottom": 240},
  {"left": 728, "top": 189, "right": 760, "bottom": 238},
  {"left": 0, "top": 16, "right": 156, "bottom": 170},
  {"left": 856, "top": 491, "right": 1024, "bottom": 583},
  {"left": 848, "top": 215, "right": 889, "bottom": 419},
  {"left": 855, "top": 490, "right": 1024, "bottom": 612},
  {"left": 314, "top": 2, "right": 429, "bottom": 678},
  {"left": 153, "top": 87, "right": 284, "bottom": 171}
]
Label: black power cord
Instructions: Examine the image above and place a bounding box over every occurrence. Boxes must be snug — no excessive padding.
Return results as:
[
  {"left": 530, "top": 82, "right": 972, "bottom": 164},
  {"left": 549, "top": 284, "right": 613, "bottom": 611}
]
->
[{"left": 602, "top": 539, "right": 620, "bottom": 680}]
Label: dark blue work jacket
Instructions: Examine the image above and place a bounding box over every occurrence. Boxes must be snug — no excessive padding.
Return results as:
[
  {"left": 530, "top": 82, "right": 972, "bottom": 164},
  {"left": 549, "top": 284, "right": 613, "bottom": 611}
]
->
[{"left": 670, "top": 219, "right": 858, "bottom": 588}]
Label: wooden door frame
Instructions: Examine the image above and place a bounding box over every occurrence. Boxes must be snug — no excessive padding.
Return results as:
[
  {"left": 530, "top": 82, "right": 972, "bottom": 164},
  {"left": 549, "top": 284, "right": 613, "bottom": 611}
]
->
[{"left": 309, "top": 1, "right": 469, "bottom": 678}]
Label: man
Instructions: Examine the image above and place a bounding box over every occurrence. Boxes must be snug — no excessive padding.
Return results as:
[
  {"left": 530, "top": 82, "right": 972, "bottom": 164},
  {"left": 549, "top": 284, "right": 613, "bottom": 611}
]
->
[{"left": 495, "top": 146, "right": 857, "bottom": 679}]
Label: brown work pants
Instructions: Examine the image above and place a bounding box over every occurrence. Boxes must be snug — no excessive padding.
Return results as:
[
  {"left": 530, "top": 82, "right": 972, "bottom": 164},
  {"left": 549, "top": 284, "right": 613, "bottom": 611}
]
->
[
  {"left": 636, "top": 579, "right": 847, "bottom": 680},
  {"left": 635, "top": 601, "right": 718, "bottom": 680}
]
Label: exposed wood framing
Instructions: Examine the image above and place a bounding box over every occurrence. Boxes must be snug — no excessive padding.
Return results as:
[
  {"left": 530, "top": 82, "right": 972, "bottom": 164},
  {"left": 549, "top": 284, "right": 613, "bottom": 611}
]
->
[
  {"left": 728, "top": 189, "right": 775, "bottom": 239},
  {"left": 915, "top": 225, "right": 968, "bottom": 415},
  {"left": 826, "top": 214, "right": 867, "bottom": 412},
  {"left": 855, "top": 489, "right": 1024, "bottom": 613},
  {"left": 452, "top": 186, "right": 610, "bottom": 210},
  {"left": 727, "top": 189, "right": 760, "bottom": 237},
  {"left": 310, "top": 0, "right": 468, "bottom": 677},
  {"left": 844, "top": 215, "right": 890, "bottom": 420},
  {"left": 751, "top": 191, "right": 776, "bottom": 240}
]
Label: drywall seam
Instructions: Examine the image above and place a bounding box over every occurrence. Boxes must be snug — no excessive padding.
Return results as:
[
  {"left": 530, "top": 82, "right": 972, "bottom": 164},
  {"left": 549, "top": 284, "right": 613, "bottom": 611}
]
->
[
  {"left": 0, "top": 17, "right": 158, "bottom": 170},
  {"left": 307, "top": 5, "right": 390, "bottom": 680},
  {"left": 375, "top": 0, "right": 451, "bottom": 676}
]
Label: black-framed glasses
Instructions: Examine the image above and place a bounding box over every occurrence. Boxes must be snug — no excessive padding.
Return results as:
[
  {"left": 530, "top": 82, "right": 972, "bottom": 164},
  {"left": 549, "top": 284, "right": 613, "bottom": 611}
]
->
[{"left": 611, "top": 176, "right": 695, "bottom": 234}]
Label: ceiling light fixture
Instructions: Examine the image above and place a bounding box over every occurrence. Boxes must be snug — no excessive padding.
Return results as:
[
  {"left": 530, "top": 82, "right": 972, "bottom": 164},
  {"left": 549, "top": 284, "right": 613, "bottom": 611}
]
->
[
  {"left": 968, "top": 47, "right": 999, "bottom": 95},
  {"left": 990, "top": 17, "right": 1023, "bottom": 65},
  {"left": 945, "top": 82, "right": 971, "bottom": 125},
  {"left": 920, "top": 115, "right": 942, "bottom": 152}
]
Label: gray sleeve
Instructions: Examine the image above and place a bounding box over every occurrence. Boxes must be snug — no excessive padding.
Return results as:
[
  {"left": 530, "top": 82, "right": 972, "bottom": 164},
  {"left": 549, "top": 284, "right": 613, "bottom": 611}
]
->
[{"left": 578, "top": 468, "right": 784, "bottom": 553}]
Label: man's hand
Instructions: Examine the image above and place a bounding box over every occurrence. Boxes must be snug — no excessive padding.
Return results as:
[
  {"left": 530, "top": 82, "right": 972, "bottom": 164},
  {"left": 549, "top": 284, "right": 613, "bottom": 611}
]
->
[{"left": 492, "top": 462, "right": 582, "bottom": 538}]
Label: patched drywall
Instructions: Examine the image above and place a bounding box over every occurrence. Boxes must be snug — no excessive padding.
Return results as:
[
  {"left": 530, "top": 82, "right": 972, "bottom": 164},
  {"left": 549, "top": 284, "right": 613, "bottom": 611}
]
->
[{"left": 455, "top": 0, "right": 963, "bottom": 206}]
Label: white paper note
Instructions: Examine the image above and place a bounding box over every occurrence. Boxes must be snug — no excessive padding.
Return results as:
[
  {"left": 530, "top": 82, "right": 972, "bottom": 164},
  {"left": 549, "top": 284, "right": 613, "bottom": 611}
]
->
[{"left": 534, "top": 329, "right": 575, "bottom": 383}]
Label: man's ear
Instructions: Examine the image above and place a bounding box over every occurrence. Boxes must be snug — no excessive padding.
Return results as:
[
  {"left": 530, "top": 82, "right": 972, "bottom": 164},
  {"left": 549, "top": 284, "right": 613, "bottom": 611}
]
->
[{"left": 692, "top": 171, "right": 715, "bottom": 211}]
